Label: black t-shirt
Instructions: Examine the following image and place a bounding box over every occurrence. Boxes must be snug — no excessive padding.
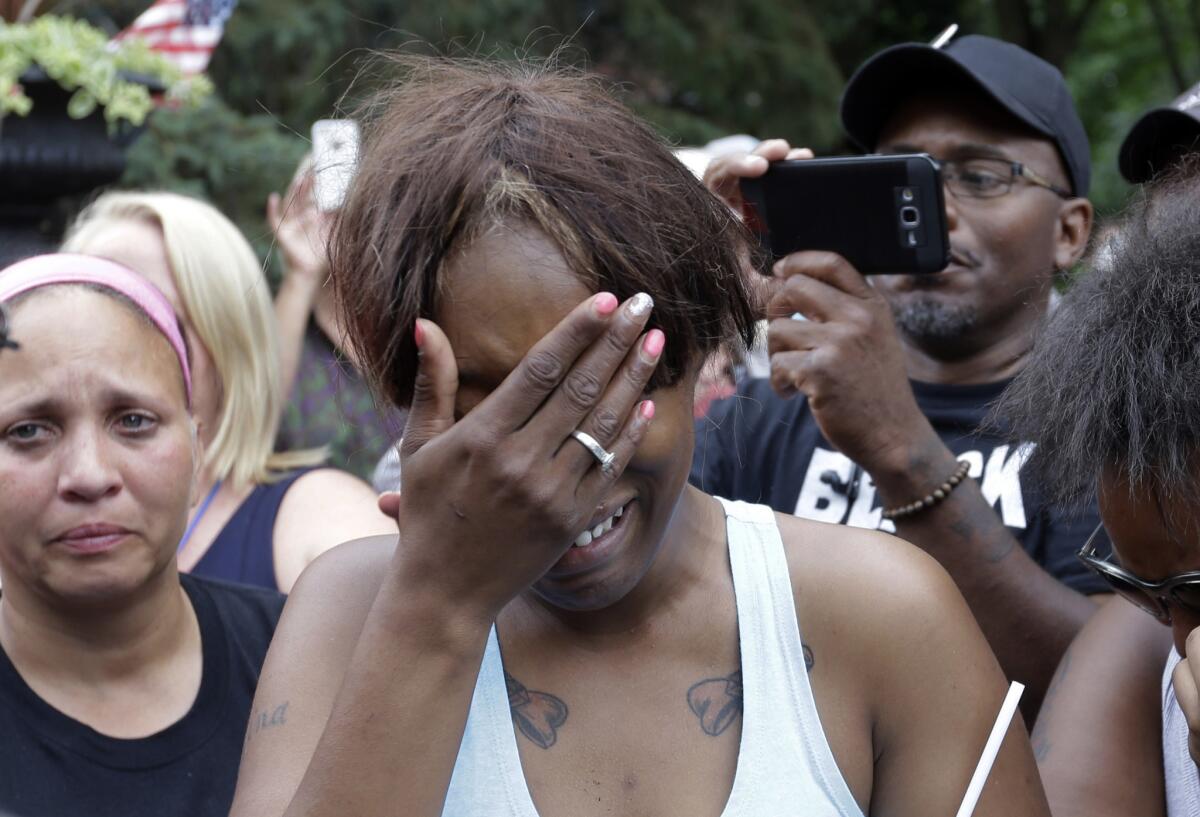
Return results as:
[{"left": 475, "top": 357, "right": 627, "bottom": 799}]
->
[
  {"left": 0, "top": 573, "right": 284, "bottom": 817},
  {"left": 691, "top": 377, "right": 1106, "bottom": 595}
]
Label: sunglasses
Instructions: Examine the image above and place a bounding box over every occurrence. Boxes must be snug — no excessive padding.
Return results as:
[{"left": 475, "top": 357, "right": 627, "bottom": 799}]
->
[{"left": 1078, "top": 523, "right": 1200, "bottom": 624}]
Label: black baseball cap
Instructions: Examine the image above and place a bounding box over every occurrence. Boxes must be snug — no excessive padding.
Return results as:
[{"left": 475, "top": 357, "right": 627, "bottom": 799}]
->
[
  {"left": 840, "top": 34, "right": 1091, "bottom": 197},
  {"left": 1118, "top": 81, "right": 1200, "bottom": 183}
]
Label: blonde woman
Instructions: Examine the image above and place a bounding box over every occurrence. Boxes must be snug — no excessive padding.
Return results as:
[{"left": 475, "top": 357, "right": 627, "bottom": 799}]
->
[{"left": 63, "top": 192, "right": 392, "bottom": 591}]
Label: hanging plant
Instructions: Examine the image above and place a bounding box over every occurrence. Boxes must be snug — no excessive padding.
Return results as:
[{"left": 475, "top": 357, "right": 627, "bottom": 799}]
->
[{"left": 0, "top": 15, "right": 212, "bottom": 129}]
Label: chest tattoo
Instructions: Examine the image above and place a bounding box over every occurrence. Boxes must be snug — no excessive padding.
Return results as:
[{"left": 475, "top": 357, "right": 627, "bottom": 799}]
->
[
  {"left": 686, "top": 648, "right": 814, "bottom": 736},
  {"left": 505, "top": 671, "right": 569, "bottom": 750},
  {"left": 687, "top": 670, "right": 743, "bottom": 737}
]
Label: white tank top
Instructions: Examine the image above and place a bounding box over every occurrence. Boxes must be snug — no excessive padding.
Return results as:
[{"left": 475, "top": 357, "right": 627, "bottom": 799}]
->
[
  {"left": 441, "top": 498, "right": 864, "bottom": 817},
  {"left": 1163, "top": 650, "right": 1200, "bottom": 816}
]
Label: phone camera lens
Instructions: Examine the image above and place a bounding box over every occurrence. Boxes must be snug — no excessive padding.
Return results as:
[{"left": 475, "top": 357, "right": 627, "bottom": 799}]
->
[{"left": 900, "top": 206, "right": 920, "bottom": 227}]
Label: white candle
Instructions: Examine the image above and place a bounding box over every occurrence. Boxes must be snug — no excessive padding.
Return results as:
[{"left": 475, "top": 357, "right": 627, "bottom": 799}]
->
[{"left": 955, "top": 681, "right": 1025, "bottom": 817}]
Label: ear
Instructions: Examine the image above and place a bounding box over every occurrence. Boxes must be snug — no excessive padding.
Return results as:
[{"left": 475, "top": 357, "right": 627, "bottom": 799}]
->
[{"left": 1054, "top": 197, "right": 1094, "bottom": 271}]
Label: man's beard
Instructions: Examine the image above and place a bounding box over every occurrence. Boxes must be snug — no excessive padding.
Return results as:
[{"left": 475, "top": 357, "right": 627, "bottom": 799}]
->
[{"left": 891, "top": 297, "right": 978, "bottom": 344}]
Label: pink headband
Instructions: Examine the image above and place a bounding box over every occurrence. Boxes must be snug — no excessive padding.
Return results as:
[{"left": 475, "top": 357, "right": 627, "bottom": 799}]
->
[{"left": 0, "top": 254, "right": 193, "bottom": 405}]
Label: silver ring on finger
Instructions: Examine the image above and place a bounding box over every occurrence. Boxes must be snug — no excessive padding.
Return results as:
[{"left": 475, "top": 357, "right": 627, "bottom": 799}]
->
[{"left": 569, "top": 430, "right": 616, "bottom": 475}]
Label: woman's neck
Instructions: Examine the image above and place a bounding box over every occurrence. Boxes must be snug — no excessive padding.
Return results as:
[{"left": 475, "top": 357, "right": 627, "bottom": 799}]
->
[
  {"left": 0, "top": 562, "right": 193, "bottom": 686},
  {"left": 0, "top": 563, "right": 203, "bottom": 738}
]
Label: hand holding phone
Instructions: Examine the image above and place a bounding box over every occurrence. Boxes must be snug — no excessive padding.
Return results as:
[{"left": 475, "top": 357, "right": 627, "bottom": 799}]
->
[{"left": 739, "top": 154, "right": 950, "bottom": 275}]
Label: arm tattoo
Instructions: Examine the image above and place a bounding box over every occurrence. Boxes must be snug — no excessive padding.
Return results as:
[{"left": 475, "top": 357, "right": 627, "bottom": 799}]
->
[
  {"left": 803, "top": 643, "right": 815, "bottom": 672},
  {"left": 687, "top": 670, "right": 743, "bottom": 737},
  {"left": 246, "top": 701, "right": 289, "bottom": 742},
  {"left": 949, "top": 511, "right": 1016, "bottom": 564},
  {"left": 505, "top": 671, "right": 568, "bottom": 750}
]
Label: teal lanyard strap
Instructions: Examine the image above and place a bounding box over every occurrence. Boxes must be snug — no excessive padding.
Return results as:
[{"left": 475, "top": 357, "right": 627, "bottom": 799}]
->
[{"left": 178, "top": 480, "right": 222, "bottom": 553}]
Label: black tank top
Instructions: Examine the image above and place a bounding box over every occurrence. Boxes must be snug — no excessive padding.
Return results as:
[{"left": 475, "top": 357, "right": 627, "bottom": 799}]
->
[
  {"left": 0, "top": 573, "right": 284, "bottom": 817},
  {"left": 192, "top": 468, "right": 317, "bottom": 591}
]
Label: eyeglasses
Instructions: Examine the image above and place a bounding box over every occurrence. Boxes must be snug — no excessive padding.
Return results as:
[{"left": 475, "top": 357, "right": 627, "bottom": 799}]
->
[
  {"left": 1077, "top": 523, "right": 1200, "bottom": 624},
  {"left": 932, "top": 156, "right": 1073, "bottom": 200}
]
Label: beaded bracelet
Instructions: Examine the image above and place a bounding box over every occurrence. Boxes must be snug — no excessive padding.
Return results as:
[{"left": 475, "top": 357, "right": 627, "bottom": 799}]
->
[{"left": 881, "top": 460, "right": 972, "bottom": 521}]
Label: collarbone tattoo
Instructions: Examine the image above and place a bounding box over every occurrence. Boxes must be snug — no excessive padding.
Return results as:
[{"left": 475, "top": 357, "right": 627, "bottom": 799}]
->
[
  {"left": 505, "top": 671, "right": 568, "bottom": 750},
  {"left": 687, "top": 670, "right": 743, "bottom": 737},
  {"left": 685, "top": 646, "right": 814, "bottom": 736}
]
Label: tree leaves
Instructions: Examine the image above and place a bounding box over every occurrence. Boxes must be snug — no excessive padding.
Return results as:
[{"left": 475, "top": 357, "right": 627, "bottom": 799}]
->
[{"left": 109, "top": 0, "right": 1200, "bottom": 268}]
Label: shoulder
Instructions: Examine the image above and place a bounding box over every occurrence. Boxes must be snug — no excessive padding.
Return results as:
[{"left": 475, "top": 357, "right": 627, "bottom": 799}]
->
[
  {"left": 271, "top": 535, "right": 398, "bottom": 652},
  {"left": 1034, "top": 599, "right": 1172, "bottom": 816},
  {"left": 1049, "top": 596, "right": 1172, "bottom": 708},
  {"left": 295, "top": 534, "right": 398, "bottom": 595},
  {"left": 274, "top": 468, "right": 394, "bottom": 555},
  {"left": 271, "top": 468, "right": 394, "bottom": 592},
  {"left": 769, "top": 509, "right": 1037, "bottom": 796},
  {"left": 182, "top": 573, "right": 287, "bottom": 641},
  {"left": 773, "top": 511, "right": 984, "bottom": 688},
  {"left": 282, "top": 466, "right": 376, "bottom": 503},
  {"left": 776, "top": 511, "right": 961, "bottom": 618},
  {"left": 1044, "top": 596, "right": 1171, "bottom": 708}
]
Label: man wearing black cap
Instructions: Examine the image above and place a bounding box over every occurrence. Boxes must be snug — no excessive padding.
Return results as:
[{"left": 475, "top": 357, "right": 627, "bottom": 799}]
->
[
  {"left": 694, "top": 33, "right": 1100, "bottom": 716},
  {"left": 1119, "top": 80, "right": 1200, "bottom": 183}
]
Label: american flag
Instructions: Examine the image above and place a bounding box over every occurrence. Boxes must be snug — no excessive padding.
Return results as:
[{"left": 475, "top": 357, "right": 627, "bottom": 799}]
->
[{"left": 112, "top": 0, "right": 238, "bottom": 75}]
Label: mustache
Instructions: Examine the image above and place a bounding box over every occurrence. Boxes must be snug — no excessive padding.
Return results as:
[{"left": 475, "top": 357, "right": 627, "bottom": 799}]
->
[
  {"left": 949, "top": 246, "right": 982, "bottom": 268},
  {"left": 902, "top": 246, "right": 980, "bottom": 290}
]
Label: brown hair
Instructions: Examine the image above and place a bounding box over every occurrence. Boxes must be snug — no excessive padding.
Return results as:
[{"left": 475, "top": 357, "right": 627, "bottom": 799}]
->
[{"left": 330, "top": 55, "right": 760, "bottom": 409}]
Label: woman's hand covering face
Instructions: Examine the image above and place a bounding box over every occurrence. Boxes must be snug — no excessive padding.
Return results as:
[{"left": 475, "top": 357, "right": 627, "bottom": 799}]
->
[{"left": 380, "top": 292, "right": 663, "bottom": 621}]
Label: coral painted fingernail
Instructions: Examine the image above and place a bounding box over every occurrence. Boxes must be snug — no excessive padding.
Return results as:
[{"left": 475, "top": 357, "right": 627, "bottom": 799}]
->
[
  {"left": 413, "top": 320, "right": 425, "bottom": 349},
  {"left": 640, "top": 400, "right": 656, "bottom": 421},
  {"left": 642, "top": 329, "right": 665, "bottom": 358},
  {"left": 594, "top": 293, "right": 619, "bottom": 316},
  {"left": 628, "top": 292, "right": 654, "bottom": 317}
]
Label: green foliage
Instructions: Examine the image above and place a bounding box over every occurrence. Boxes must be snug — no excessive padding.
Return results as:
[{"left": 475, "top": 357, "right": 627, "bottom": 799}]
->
[
  {"left": 595, "top": 0, "right": 846, "bottom": 147},
  {"left": 96, "top": 0, "right": 1200, "bottom": 261},
  {"left": 0, "top": 15, "right": 210, "bottom": 126},
  {"left": 201, "top": 0, "right": 862, "bottom": 152},
  {"left": 811, "top": 0, "right": 988, "bottom": 78},
  {"left": 120, "top": 93, "right": 306, "bottom": 282},
  {"left": 1067, "top": 0, "right": 1200, "bottom": 216},
  {"left": 207, "top": 0, "right": 364, "bottom": 132}
]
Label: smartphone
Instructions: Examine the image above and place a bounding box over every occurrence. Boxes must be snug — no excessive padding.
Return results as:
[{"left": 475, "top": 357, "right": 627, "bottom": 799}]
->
[
  {"left": 739, "top": 154, "right": 949, "bottom": 275},
  {"left": 311, "top": 119, "right": 361, "bottom": 212}
]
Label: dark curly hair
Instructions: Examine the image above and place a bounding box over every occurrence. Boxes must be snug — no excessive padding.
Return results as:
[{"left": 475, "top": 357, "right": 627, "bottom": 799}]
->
[
  {"left": 994, "top": 154, "right": 1200, "bottom": 509},
  {"left": 328, "top": 55, "right": 760, "bottom": 410}
]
